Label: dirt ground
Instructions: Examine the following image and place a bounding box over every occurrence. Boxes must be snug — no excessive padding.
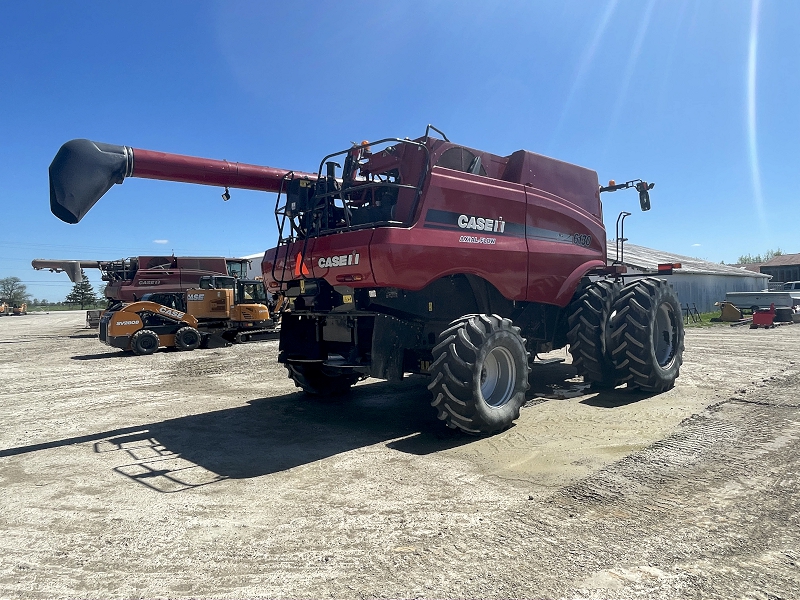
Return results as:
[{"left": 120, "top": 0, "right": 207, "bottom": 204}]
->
[{"left": 1, "top": 311, "right": 798, "bottom": 599}]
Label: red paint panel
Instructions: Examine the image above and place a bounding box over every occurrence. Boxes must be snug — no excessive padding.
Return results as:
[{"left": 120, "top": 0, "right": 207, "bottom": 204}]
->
[
  {"left": 371, "top": 169, "right": 529, "bottom": 300},
  {"left": 308, "top": 230, "right": 375, "bottom": 283},
  {"left": 524, "top": 186, "right": 606, "bottom": 306}
]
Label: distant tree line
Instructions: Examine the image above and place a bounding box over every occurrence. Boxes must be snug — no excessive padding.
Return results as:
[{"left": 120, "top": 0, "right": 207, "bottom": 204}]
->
[
  {"left": 1, "top": 272, "right": 105, "bottom": 309},
  {"left": 0, "top": 277, "right": 31, "bottom": 306},
  {"left": 737, "top": 248, "right": 783, "bottom": 264}
]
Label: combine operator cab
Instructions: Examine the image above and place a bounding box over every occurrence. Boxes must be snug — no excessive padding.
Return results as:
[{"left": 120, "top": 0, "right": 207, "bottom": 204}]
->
[{"left": 273, "top": 138, "right": 430, "bottom": 254}]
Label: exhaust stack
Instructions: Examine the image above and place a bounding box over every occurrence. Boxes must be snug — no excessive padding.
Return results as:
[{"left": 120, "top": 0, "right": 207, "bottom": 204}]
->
[{"left": 49, "top": 139, "right": 317, "bottom": 224}]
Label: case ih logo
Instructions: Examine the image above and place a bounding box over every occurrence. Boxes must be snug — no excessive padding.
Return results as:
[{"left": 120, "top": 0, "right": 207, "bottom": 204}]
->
[
  {"left": 457, "top": 214, "right": 506, "bottom": 233},
  {"left": 424, "top": 209, "right": 524, "bottom": 237},
  {"left": 318, "top": 253, "right": 360, "bottom": 268},
  {"left": 139, "top": 280, "right": 161, "bottom": 285},
  {"left": 187, "top": 293, "right": 205, "bottom": 301}
]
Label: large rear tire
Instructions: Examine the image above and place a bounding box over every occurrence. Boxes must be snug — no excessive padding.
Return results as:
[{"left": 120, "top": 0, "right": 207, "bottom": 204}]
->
[
  {"left": 175, "top": 326, "right": 201, "bottom": 351},
  {"left": 609, "top": 277, "right": 684, "bottom": 392},
  {"left": 130, "top": 329, "right": 159, "bottom": 356},
  {"left": 566, "top": 279, "right": 621, "bottom": 388},
  {"left": 428, "top": 314, "right": 530, "bottom": 435},
  {"left": 286, "top": 363, "right": 360, "bottom": 396}
]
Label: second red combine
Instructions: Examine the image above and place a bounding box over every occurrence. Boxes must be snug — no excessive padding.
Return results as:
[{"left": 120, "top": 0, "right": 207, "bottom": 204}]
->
[{"left": 49, "top": 126, "right": 684, "bottom": 435}]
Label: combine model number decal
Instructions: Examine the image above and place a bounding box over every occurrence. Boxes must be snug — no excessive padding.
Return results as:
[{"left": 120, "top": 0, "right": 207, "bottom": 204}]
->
[
  {"left": 573, "top": 234, "right": 592, "bottom": 247},
  {"left": 318, "top": 253, "right": 360, "bottom": 268},
  {"left": 459, "top": 235, "right": 496, "bottom": 245},
  {"left": 457, "top": 214, "right": 506, "bottom": 233},
  {"left": 158, "top": 306, "right": 185, "bottom": 319}
]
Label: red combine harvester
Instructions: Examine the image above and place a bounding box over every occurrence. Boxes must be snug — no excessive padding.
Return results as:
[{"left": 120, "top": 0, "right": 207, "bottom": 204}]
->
[
  {"left": 49, "top": 128, "right": 684, "bottom": 435},
  {"left": 32, "top": 256, "right": 251, "bottom": 303}
]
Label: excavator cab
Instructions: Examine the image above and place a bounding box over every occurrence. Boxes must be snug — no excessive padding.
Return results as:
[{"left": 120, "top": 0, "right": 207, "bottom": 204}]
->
[
  {"left": 237, "top": 280, "right": 268, "bottom": 305},
  {"left": 199, "top": 275, "right": 235, "bottom": 290},
  {"left": 188, "top": 277, "right": 270, "bottom": 326}
]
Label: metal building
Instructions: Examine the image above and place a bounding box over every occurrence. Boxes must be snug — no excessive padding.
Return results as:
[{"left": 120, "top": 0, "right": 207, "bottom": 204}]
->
[
  {"left": 608, "top": 242, "right": 770, "bottom": 313},
  {"left": 759, "top": 253, "right": 800, "bottom": 285}
]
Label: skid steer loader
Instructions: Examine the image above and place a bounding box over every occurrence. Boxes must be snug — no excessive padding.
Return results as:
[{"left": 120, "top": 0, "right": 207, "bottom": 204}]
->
[{"left": 99, "top": 301, "right": 202, "bottom": 355}]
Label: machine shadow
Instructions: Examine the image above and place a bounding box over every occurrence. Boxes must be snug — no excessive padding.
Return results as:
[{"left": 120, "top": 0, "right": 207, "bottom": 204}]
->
[
  {"left": 95, "top": 376, "right": 482, "bottom": 489},
  {"left": 71, "top": 352, "right": 132, "bottom": 360},
  {"left": 579, "top": 387, "right": 660, "bottom": 408},
  {"left": 525, "top": 357, "right": 659, "bottom": 408},
  {"left": 0, "top": 361, "right": 657, "bottom": 492}
]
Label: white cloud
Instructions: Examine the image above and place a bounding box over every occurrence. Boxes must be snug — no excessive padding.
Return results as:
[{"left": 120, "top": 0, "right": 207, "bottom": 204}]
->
[
  {"left": 153, "top": 239, "right": 169, "bottom": 244},
  {"left": 692, "top": 243, "right": 701, "bottom": 247}
]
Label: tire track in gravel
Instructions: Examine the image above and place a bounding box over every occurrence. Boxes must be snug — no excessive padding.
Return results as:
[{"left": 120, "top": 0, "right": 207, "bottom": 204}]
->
[{"left": 494, "top": 368, "right": 800, "bottom": 599}]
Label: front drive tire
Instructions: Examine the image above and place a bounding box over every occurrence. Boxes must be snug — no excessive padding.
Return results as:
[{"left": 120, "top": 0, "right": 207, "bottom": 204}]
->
[
  {"left": 286, "top": 363, "right": 360, "bottom": 396},
  {"left": 609, "top": 277, "right": 685, "bottom": 392},
  {"left": 566, "top": 279, "right": 621, "bottom": 388},
  {"left": 428, "top": 314, "right": 530, "bottom": 435},
  {"left": 130, "top": 329, "right": 159, "bottom": 356},
  {"left": 175, "top": 326, "right": 201, "bottom": 351}
]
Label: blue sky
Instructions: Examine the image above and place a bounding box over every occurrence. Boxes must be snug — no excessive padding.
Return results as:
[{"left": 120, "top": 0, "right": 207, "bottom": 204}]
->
[{"left": 2, "top": 0, "right": 798, "bottom": 302}]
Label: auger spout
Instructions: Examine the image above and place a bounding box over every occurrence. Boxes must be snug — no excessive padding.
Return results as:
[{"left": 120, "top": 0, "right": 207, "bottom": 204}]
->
[{"left": 49, "top": 139, "right": 317, "bottom": 224}]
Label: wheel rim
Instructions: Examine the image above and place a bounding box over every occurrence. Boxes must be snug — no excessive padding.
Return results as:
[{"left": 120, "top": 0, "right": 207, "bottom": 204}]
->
[
  {"left": 142, "top": 335, "right": 156, "bottom": 350},
  {"left": 480, "top": 346, "right": 516, "bottom": 407},
  {"left": 654, "top": 302, "right": 677, "bottom": 367}
]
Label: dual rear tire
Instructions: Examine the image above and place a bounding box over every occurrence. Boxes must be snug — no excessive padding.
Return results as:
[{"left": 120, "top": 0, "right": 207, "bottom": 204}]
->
[
  {"left": 609, "top": 278, "right": 684, "bottom": 392},
  {"left": 568, "top": 277, "right": 684, "bottom": 392},
  {"left": 567, "top": 280, "right": 620, "bottom": 388}
]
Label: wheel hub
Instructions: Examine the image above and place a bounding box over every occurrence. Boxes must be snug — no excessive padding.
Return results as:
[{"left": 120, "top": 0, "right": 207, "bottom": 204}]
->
[
  {"left": 480, "top": 346, "right": 516, "bottom": 407},
  {"left": 654, "top": 302, "right": 676, "bottom": 367}
]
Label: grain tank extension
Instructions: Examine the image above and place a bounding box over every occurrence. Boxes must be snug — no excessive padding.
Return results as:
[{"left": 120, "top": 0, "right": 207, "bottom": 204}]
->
[{"left": 49, "top": 129, "right": 684, "bottom": 435}]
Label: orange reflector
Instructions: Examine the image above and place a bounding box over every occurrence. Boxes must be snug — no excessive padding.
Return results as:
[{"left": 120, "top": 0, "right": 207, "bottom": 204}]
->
[
  {"left": 294, "top": 253, "right": 309, "bottom": 277},
  {"left": 336, "top": 274, "right": 364, "bottom": 283},
  {"left": 657, "top": 262, "right": 680, "bottom": 274},
  {"left": 268, "top": 281, "right": 279, "bottom": 289}
]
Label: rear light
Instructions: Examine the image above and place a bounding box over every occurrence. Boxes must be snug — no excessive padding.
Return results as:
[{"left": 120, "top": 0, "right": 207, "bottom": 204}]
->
[
  {"left": 268, "top": 281, "right": 279, "bottom": 288},
  {"left": 336, "top": 274, "right": 364, "bottom": 283}
]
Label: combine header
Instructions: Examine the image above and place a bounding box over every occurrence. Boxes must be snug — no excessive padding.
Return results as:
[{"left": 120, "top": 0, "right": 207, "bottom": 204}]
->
[{"left": 49, "top": 128, "right": 684, "bottom": 435}]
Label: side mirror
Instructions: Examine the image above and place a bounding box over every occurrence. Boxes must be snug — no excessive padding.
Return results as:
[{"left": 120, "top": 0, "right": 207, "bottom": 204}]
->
[
  {"left": 635, "top": 181, "right": 654, "bottom": 211},
  {"left": 639, "top": 189, "right": 651, "bottom": 211}
]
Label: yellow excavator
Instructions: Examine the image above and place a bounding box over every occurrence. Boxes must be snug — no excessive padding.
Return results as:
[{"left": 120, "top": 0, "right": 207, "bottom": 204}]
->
[
  {"left": 99, "top": 276, "right": 275, "bottom": 354},
  {"left": 187, "top": 275, "right": 274, "bottom": 343}
]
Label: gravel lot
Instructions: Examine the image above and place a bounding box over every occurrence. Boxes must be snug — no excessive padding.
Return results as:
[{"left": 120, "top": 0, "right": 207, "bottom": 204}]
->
[{"left": 1, "top": 311, "right": 799, "bottom": 599}]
